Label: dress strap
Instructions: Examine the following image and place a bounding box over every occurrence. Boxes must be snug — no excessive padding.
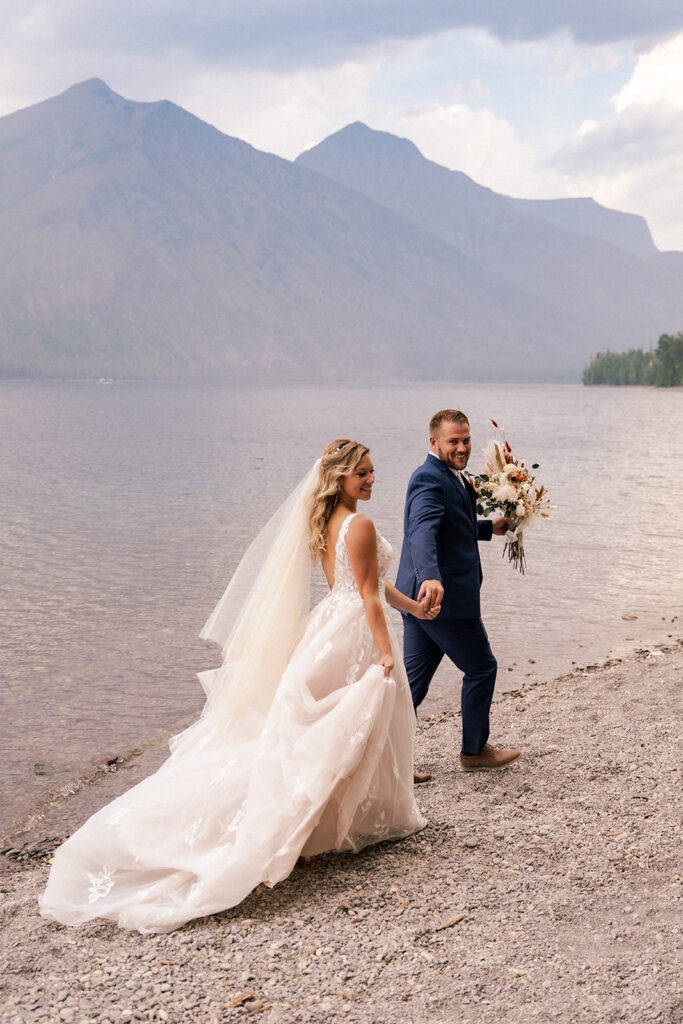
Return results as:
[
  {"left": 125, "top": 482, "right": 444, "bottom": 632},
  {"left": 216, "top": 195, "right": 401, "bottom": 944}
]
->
[{"left": 337, "top": 512, "right": 358, "bottom": 549}]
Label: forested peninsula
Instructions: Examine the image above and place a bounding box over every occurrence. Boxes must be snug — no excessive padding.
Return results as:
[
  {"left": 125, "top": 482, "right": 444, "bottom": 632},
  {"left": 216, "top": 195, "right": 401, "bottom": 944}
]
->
[{"left": 583, "top": 332, "right": 683, "bottom": 386}]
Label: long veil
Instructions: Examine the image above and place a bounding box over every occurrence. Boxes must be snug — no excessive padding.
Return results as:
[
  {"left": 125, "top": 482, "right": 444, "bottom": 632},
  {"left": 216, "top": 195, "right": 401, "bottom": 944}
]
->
[{"left": 171, "top": 459, "right": 322, "bottom": 750}]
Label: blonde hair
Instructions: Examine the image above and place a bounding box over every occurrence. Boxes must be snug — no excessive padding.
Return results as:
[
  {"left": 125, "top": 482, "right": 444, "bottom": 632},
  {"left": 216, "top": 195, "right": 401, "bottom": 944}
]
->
[{"left": 307, "top": 438, "right": 370, "bottom": 560}]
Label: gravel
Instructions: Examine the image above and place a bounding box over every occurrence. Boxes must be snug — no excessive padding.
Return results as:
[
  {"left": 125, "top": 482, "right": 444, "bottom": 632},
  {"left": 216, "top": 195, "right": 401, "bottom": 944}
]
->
[{"left": 1, "top": 643, "right": 681, "bottom": 1024}]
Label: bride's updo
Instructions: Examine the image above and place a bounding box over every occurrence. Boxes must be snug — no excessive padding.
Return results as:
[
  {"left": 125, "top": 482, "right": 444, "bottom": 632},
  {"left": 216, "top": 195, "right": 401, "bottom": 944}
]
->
[{"left": 308, "top": 438, "right": 370, "bottom": 560}]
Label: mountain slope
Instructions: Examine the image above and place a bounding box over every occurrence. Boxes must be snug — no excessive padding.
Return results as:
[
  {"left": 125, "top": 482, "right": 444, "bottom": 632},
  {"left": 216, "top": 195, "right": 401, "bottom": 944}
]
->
[
  {"left": 3, "top": 84, "right": 679, "bottom": 382},
  {"left": 507, "top": 196, "right": 656, "bottom": 259},
  {"left": 296, "top": 123, "right": 683, "bottom": 356},
  {"left": 0, "top": 80, "right": 593, "bottom": 381}
]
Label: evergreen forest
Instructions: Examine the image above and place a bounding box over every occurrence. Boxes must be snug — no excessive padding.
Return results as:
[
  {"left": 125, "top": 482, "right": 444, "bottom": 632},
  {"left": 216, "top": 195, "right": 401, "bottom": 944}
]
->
[{"left": 583, "top": 332, "right": 683, "bottom": 386}]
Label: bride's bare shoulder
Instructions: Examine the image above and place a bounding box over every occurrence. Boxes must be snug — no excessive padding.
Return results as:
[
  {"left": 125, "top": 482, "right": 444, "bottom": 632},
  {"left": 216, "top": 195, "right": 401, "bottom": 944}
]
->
[
  {"left": 346, "top": 512, "right": 374, "bottom": 530},
  {"left": 345, "top": 513, "right": 376, "bottom": 548}
]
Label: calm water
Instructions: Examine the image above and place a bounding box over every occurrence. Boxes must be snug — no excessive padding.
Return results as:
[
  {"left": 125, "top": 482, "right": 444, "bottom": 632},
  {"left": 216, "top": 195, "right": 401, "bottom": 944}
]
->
[{"left": 1, "top": 381, "right": 682, "bottom": 833}]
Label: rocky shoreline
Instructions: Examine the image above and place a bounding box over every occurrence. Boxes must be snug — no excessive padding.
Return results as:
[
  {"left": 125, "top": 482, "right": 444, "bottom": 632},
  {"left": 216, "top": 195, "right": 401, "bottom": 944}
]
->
[{"left": 1, "top": 643, "right": 681, "bottom": 1024}]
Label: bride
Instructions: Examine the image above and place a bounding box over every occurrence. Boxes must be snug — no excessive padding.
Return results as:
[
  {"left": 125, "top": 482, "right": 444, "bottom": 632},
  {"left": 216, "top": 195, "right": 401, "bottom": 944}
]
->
[{"left": 39, "top": 439, "right": 438, "bottom": 934}]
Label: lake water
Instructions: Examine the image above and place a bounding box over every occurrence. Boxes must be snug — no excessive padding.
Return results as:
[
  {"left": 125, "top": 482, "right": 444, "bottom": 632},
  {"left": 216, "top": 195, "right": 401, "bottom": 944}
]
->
[{"left": 1, "top": 380, "right": 681, "bottom": 835}]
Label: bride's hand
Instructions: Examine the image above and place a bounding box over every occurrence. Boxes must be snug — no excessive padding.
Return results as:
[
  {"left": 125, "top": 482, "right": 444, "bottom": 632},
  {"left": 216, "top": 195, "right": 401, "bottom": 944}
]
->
[
  {"left": 379, "top": 653, "right": 394, "bottom": 679},
  {"left": 414, "top": 599, "right": 441, "bottom": 621}
]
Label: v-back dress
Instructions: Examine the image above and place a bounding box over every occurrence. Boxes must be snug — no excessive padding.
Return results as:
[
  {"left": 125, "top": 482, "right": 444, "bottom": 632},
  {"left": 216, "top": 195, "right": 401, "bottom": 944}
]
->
[{"left": 39, "top": 513, "right": 425, "bottom": 933}]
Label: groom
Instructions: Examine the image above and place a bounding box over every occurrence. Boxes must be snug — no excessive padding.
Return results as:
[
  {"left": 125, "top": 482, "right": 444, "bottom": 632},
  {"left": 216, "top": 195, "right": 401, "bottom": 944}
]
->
[{"left": 397, "top": 409, "right": 521, "bottom": 771}]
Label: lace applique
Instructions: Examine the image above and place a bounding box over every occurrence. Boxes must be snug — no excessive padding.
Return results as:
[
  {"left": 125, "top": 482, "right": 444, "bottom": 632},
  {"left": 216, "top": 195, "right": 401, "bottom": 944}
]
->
[
  {"left": 184, "top": 818, "right": 204, "bottom": 847},
  {"left": 344, "top": 619, "right": 373, "bottom": 685},
  {"left": 209, "top": 757, "right": 239, "bottom": 787},
  {"left": 345, "top": 708, "right": 374, "bottom": 748},
  {"left": 331, "top": 513, "right": 393, "bottom": 598},
  {"left": 359, "top": 793, "right": 375, "bottom": 815},
  {"left": 323, "top": 514, "right": 394, "bottom": 684},
  {"left": 290, "top": 781, "right": 308, "bottom": 809},
  {"left": 332, "top": 515, "right": 359, "bottom": 597},
  {"left": 88, "top": 867, "right": 115, "bottom": 904},
  {"left": 314, "top": 641, "right": 333, "bottom": 663},
  {"left": 373, "top": 810, "right": 390, "bottom": 839},
  {"left": 225, "top": 801, "right": 247, "bottom": 834}
]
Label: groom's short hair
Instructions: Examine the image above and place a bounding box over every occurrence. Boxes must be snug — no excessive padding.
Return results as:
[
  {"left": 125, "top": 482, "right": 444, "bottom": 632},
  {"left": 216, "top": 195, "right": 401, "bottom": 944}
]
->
[{"left": 430, "top": 409, "right": 469, "bottom": 435}]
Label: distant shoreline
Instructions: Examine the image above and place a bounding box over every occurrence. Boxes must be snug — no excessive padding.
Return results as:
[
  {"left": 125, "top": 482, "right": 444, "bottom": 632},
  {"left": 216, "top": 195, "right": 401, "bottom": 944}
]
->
[{"left": 0, "top": 376, "right": 584, "bottom": 386}]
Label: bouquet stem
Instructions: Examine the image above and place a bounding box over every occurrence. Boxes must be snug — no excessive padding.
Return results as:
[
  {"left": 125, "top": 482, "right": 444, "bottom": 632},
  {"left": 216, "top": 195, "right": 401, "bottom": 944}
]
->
[{"left": 503, "top": 532, "right": 526, "bottom": 574}]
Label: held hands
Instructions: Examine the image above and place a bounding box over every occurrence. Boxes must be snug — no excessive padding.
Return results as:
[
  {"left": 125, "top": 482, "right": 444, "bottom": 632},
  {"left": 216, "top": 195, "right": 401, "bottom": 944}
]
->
[
  {"left": 414, "top": 598, "right": 441, "bottom": 621},
  {"left": 417, "top": 578, "right": 444, "bottom": 613}
]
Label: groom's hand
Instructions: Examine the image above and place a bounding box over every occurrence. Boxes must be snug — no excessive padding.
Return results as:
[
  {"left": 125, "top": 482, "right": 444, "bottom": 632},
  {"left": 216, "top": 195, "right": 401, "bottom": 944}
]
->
[
  {"left": 492, "top": 517, "right": 511, "bottom": 536},
  {"left": 418, "top": 579, "right": 444, "bottom": 611}
]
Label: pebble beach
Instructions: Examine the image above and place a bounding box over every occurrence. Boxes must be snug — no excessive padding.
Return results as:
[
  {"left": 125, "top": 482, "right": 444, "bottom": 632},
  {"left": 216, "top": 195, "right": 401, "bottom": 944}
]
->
[{"left": 1, "top": 643, "right": 681, "bottom": 1024}]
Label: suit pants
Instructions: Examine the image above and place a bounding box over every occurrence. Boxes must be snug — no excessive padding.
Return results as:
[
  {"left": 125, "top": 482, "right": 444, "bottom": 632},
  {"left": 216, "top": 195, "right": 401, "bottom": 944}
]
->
[{"left": 402, "top": 615, "right": 497, "bottom": 756}]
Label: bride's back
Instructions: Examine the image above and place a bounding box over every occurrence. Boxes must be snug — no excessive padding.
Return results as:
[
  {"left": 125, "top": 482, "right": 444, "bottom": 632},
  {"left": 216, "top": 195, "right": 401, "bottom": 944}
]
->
[{"left": 320, "top": 507, "right": 359, "bottom": 588}]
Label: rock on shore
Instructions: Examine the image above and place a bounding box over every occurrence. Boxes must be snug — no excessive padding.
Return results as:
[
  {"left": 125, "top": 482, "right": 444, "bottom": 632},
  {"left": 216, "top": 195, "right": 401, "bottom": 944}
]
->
[{"left": 1, "top": 645, "right": 681, "bottom": 1024}]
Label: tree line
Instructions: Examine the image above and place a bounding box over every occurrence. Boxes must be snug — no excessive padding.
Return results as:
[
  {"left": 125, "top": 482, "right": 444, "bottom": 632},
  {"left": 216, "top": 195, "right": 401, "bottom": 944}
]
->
[{"left": 583, "top": 332, "right": 683, "bottom": 386}]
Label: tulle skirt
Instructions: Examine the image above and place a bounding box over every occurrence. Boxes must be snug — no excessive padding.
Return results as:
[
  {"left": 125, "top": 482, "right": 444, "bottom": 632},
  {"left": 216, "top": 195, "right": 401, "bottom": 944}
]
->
[{"left": 39, "top": 591, "right": 425, "bottom": 933}]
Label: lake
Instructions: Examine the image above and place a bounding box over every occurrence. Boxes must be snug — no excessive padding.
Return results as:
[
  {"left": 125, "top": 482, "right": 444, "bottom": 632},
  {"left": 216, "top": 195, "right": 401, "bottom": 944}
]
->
[{"left": 1, "top": 380, "right": 681, "bottom": 834}]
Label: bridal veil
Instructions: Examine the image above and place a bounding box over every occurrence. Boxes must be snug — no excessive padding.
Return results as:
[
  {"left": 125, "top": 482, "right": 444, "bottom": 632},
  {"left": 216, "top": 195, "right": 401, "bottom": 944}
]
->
[{"left": 177, "top": 459, "right": 321, "bottom": 745}]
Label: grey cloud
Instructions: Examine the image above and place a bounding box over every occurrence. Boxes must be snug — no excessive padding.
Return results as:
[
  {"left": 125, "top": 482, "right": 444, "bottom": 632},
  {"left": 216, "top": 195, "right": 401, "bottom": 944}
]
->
[
  {"left": 18, "top": 1, "right": 683, "bottom": 72},
  {"left": 550, "top": 104, "right": 683, "bottom": 173}
]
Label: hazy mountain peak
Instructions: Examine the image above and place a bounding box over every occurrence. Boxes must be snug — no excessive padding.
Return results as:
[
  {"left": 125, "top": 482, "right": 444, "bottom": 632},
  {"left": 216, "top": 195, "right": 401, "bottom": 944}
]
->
[
  {"left": 299, "top": 121, "right": 425, "bottom": 165},
  {"left": 62, "top": 78, "right": 176, "bottom": 118},
  {"left": 299, "top": 123, "right": 662, "bottom": 261},
  {"left": 64, "top": 77, "right": 116, "bottom": 98}
]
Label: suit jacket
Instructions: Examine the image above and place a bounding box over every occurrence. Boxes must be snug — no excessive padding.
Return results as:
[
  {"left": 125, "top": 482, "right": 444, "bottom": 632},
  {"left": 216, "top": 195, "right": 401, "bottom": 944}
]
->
[{"left": 396, "top": 454, "right": 493, "bottom": 619}]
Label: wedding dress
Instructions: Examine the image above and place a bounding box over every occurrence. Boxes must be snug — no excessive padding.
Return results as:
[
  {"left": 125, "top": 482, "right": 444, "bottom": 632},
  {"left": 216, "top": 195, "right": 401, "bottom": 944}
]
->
[{"left": 39, "top": 506, "right": 425, "bottom": 934}]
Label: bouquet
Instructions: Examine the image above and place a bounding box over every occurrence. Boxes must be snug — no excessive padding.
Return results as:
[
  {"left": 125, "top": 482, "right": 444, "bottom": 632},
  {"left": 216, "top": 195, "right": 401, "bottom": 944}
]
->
[{"left": 472, "top": 420, "right": 554, "bottom": 574}]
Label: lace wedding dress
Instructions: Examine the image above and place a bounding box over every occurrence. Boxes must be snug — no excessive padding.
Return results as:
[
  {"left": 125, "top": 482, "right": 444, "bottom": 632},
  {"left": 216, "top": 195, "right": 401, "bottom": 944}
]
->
[{"left": 39, "top": 513, "right": 425, "bottom": 933}]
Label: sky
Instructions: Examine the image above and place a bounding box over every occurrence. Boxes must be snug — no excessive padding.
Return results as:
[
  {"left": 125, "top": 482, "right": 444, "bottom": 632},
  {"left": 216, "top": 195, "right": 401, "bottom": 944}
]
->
[{"left": 2, "top": 1, "right": 683, "bottom": 250}]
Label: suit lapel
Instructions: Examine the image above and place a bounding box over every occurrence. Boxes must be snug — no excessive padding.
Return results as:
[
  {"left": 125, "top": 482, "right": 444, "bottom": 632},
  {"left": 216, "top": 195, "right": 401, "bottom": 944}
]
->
[
  {"left": 427, "top": 456, "right": 476, "bottom": 529},
  {"left": 464, "top": 477, "right": 478, "bottom": 528}
]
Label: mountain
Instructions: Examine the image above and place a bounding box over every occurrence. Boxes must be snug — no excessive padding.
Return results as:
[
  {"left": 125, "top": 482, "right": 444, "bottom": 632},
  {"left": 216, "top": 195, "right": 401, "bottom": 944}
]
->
[
  {"left": 0, "top": 80, "right": 585, "bottom": 381},
  {"left": 507, "top": 197, "right": 656, "bottom": 259},
  {"left": 1, "top": 84, "right": 681, "bottom": 382},
  {"left": 296, "top": 123, "right": 683, "bottom": 359}
]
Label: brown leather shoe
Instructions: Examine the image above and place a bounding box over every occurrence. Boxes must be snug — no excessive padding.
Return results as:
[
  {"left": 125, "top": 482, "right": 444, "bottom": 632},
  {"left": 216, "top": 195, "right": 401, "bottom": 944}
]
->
[
  {"left": 413, "top": 771, "right": 433, "bottom": 784},
  {"left": 459, "top": 743, "right": 521, "bottom": 772}
]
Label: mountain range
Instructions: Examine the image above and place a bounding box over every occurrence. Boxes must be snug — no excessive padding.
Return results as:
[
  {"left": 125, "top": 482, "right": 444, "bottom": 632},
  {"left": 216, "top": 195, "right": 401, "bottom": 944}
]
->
[{"left": 1, "top": 79, "right": 681, "bottom": 381}]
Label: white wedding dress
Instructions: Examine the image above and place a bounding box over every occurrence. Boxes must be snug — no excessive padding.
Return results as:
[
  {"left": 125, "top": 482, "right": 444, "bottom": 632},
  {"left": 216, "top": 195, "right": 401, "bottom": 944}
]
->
[{"left": 39, "top": 513, "right": 425, "bottom": 933}]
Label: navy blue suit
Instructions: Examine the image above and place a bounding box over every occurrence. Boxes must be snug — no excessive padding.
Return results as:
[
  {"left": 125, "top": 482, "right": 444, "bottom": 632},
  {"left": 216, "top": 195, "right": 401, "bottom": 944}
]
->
[{"left": 396, "top": 454, "right": 497, "bottom": 755}]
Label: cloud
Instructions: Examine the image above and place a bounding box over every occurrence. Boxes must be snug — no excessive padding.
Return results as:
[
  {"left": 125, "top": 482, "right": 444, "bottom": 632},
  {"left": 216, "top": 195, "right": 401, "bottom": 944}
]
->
[
  {"left": 4, "top": 0, "right": 683, "bottom": 79},
  {"left": 176, "top": 60, "right": 380, "bottom": 160},
  {"left": 1, "top": 3, "right": 681, "bottom": 250},
  {"left": 554, "top": 104, "right": 683, "bottom": 171},
  {"left": 377, "top": 101, "right": 568, "bottom": 198},
  {"left": 614, "top": 30, "right": 683, "bottom": 109},
  {"left": 549, "top": 33, "right": 683, "bottom": 249}
]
